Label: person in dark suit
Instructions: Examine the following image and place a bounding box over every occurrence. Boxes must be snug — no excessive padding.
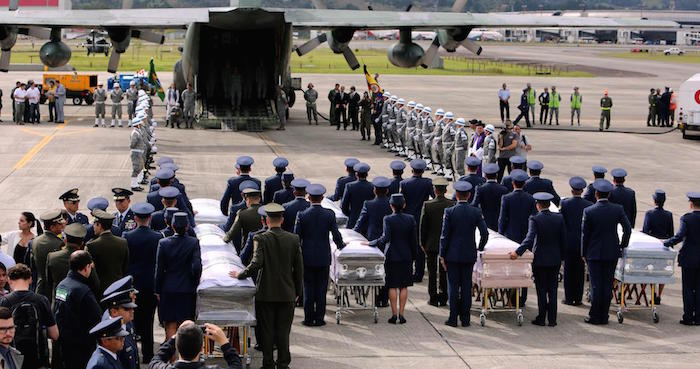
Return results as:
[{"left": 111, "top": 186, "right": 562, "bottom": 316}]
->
[
  {"left": 272, "top": 172, "right": 295, "bottom": 205},
  {"left": 47, "top": 223, "right": 101, "bottom": 304},
  {"left": 100, "top": 277, "right": 139, "bottom": 369},
  {"left": 85, "top": 209, "right": 129, "bottom": 298},
  {"left": 420, "top": 176, "right": 454, "bottom": 307},
  {"left": 86, "top": 317, "right": 129, "bottom": 369},
  {"left": 85, "top": 197, "right": 121, "bottom": 242},
  {"left": 60, "top": 188, "right": 89, "bottom": 225},
  {"left": 220, "top": 156, "right": 261, "bottom": 216},
  {"left": 341, "top": 163, "right": 374, "bottom": 229},
  {"left": 510, "top": 192, "right": 567, "bottom": 326},
  {"left": 400, "top": 159, "right": 434, "bottom": 282},
  {"left": 609, "top": 168, "right": 637, "bottom": 228},
  {"left": 560, "top": 177, "right": 593, "bottom": 306},
  {"left": 232, "top": 203, "right": 303, "bottom": 369},
  {"left": 473, "top": 163, "right": 509, "bottom": 231},
  {"left": 369, "top": 194, "right": 418, "bottom": 324},
  {"left": 348, "top": 86, "right": 361, "bottom": 131},
  {"left": 440, "top": 181, "right": 488, "bottom": 327},
  {"left": 500, "top": 156, "right": 527, "bottom": 193},
  {"left": 457, "top": 157, "right": 485, "bottom": 200},
  {"left": 643, "top": 189, "right": 674, "bottom": 304},
  {"left": 282, "top": 179, "right": 311, "bottom": 232},
  {"left": 122, "top": 202, "right": 162, "bottom": 363},
  {"left": 523, "top": 160, "right": 561, "bottom": 207},
  {"left": 295, "top": 184, "right": 344, "bottom": 326},
  {"left": 220, "top": 180, "right": 259, "bottom": 245},
  {"left": 334, "top": 85, "right": 348, "bottom": 130},
  {"left": 155, "top": 213, "right": 202, "bottom": 339},
  {"left": 149, "top": 321, "right": 242, "bottom": 369},
  {"left": 664, "top": 192, "right": 700, "bottom": 325},
  {"left": 327, "top": 158, "right": 359, "bottom": 201},
  {"left": 112, "top": 188, "right": 137, "bottom": 235},
  {"left": 263, "top": 157, "right": 289, "bottom": 204},
  {"left": 224, "top": 187, "right": 263, "bottom": 251},
  {"left": 388, "top": 160, "right": 405, "bottom": 195},
  {"left": 583, "top": 166, "right": 607, "bottom": 203},
  {"left": 581, "top": 179, "right": 632, "bottom": 325}
]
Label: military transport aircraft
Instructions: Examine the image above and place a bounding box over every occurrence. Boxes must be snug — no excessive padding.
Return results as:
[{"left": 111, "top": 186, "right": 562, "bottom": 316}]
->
[{"left": 0, "top": 0, "right": 678, "bottom": 127}]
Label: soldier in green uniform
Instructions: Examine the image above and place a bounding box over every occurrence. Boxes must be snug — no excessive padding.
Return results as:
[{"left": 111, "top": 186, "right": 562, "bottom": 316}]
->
[
  {"left": 223, "top": 187, "right": 263, "bottom": 252},
  {"left": 328, "top": 84, "right": 339, "bottom": 126},
  {"left": 46, "top": 223, "right": 100, "bottom": 306},
  {"left": 85, "top": 209, "right": 129, "bottom": 298},
  {"left": 647, "top": 88, "right": 658, "bottom": 127},
  {"left": 31, "top": 210, "right": 67, "bottom": 299},
  {"left": 599, "top": 89, "right": 613, "bottom": 131},
  {"left": 231, "top": 203, "right": 303, "bottom": 369}
]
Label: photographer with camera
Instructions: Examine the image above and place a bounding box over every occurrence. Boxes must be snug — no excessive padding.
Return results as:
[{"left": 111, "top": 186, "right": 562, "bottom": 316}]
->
[
  {"left": 496, "top": 120, "right": 519, "bottom": 182},
  {"left": 149, "top": 321, "right": 242, "bottom": 369}
]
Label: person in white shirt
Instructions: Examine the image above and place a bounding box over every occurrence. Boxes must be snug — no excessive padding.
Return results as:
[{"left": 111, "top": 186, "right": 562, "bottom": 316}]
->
[
  {"left": 498, "top": 83, "right": 510, "bottom": 123},
  {"left": 27, "top": 82, "right": 41, "bottom": 123},
  {"left": 12, "top": 83, "right": 27, "bottom": 125},
  {"left": 165, "top": 83, "right": 179, "bottom": 128}
]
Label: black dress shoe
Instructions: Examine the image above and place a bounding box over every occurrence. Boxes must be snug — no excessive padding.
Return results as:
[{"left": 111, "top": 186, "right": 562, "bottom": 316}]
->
[
  {"left": 654, "top": 296, "right": 661, "bottom": 305},
  {"left": 461, "top": 320, "right": 470, "bottom": 327},
  {"left": 679, "top": 319, "right": 695, "bottom": 326},
  {"left": 531, "top": 320, "right": 546, "bottom": 326},
  {"left": 584, "top": 317, "right": 597, "bottom": 325},
  {"left": 444, "top": 320, "right": 457, "bottom": 327},
  {"left": 388, "top": 315, "right": 397, "bottom": 324},
  {"left": 548, "top": 322, "right": 557, "bottom": 327},
  {"left": 253, "top": 344, "right": 262, "bottom": 351},
  {"left": 561, "top": 300, "right": 575, "bottom": 306},
  {"left": 572, "top": 301, "right": 583, "bottom": 306},
  {"left": 302, "top": 320, "right": 314, "bottom": 327},
  {"left": 314, "top": 321, "right": 327, "bottom": 327},
  {"left": 428, "top": 300, "right": 439, "bottom": 307},
  {"left": 398, "top": 315, "right": 406, "bottom": 324}
]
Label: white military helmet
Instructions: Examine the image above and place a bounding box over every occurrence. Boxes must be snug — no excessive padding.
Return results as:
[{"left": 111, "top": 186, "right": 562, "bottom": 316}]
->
[
  {"left": 445, "top": 111, "right": 454, "bottom": 120},
  {"left": 137, "top": 90, "right": 146, "bottom": 97},
  {"left": 384, "top": 91, "right": 391, "bottom": 97},
  {"left": 436, "top": 108, "right": 445, "bottom": 116},
  {"left": 390, "top": 95, "right": 398, "bottom": 101},
  {"left": 456, "top": 118, "right": 466, "bottom": 126},
  {"left": 485, "top": 124, "right": 495, "bottom": 133},
  {"left": 416, "top": 103, "right": 424, "bottom": 110},
  {"left": 130, "top": 81, "right": 136, "bottom": 86},
  {"left": 397, "top": 98, "right": 406, "bottom": 105},
  {"left": 407, "top": 101, "right": 416, "bottom": 108},
  {"left": 423, "top": 106, "right": 432, "bottom": 114},
  {"left": 131, "top": 117, "right": 143, "bottom": 126}
]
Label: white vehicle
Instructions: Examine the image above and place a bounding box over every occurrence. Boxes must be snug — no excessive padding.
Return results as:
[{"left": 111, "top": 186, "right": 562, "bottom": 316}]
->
[
  {"left": 664, "top": 47, "right": 684, "bottom": 55},
  {"left": 679, "top": 74, "right": 700, "bottom": 139}
]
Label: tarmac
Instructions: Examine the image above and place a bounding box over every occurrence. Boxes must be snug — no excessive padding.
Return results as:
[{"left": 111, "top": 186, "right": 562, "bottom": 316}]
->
[{"left": 0, "top": 45, "right": 699, "bottom": 368}]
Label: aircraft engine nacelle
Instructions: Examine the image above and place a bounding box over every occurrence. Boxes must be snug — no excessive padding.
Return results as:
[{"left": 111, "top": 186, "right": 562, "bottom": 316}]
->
[
  {"left": 438, "top": 28, "right": 470, "bottom": 52},
  {"left": 0, "top": 26, "right": 18, "bottom": 51},
  {"left": 387, "top": 41, "right": 424, "bottom": 68},
  {"left": 328, "top": 28, "right": 354, "bottom": 54},
  {"left": 39, "top": 41, "right": 71, "bottom": 68},
  {"left": 107, "top": 27, "right": 132, "bottom": 53}
]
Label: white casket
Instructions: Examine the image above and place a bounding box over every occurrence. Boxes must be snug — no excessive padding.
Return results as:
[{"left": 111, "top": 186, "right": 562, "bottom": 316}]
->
[{"left": 191, "top": 198, "right": 228, "bottom": 225}]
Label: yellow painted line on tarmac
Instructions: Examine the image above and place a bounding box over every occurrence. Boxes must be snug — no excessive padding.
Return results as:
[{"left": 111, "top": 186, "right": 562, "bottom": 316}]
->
[
  {"left": 13, "top": 122, "right": 69, "bottom": 170},
  {"left": 55, "top": 127, "right": 96, "bottom": 137},
  {"left": 18, "top": 128, "right": 48, "bottom": 138}
]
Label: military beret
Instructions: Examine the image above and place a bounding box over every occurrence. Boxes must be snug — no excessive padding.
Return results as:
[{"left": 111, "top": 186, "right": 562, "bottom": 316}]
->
[
  {"left": 307, "top": 184, "right": 326, "bottom": 196},
  {"left": 353, "top": 163, "right": 370, "bottom": 174},
  {"left": 592, "top": 166, "right": 607, "bottom": 175},
  {"left": 468, "top": 119, "right": 479, "bottom": 125},
  {"left": 89, "top": 317, "right": 129, "bottom": 339},
  {"left": 569, "top": 176, "right": 587, "bottom": 190},
  {"left": 410, "top": 159, "right": 427, "bottom": 171},
  {"left": 102, "top": 276, "right": 137, "bottom": 301},
  {"left": 527, "top": 160, "right": 544, "bottom": 171},
  {"left": 291, "top": 179, "right": 310, "bottom": 190},
  {"left": 653, "top": 189, "right": 666, "bottom": 203},
  {"left": 483, "top": 163, "right": 499, "bottom": 175},
  {"left": 390, "top": 160, "right": 406, "bottom": 171},
  {"left": 432, "top": 176, "right": 449, "bottom": 187},
  {"left": 172, "top": 212, "right": 189, "bottom": 228},
  {"left": 509, "top": 156, "right": 526, "bottom": 165},
  {"left": 465, "top": 157, "right": 481, "bottom": 168},
  {"left": 155, "top": 168, "right": 175, "bottom": 181},
  {"left": 132, "top": 202, "right": 155, "bottom": 217},
  {"left": 156, "top": 156, "right": 174, "bottom": 166},
  {"left": 273, "top": 157, "right": 289, "bottom": 169},
  {"left": 282, "top": 172, "right": 295, "bottom": 183},
  {"left": 344, "top": 158, "right": 360, "bottom": 168},
  {"left": 158, "top": 186, "right": 180, "bottom": 199},
  {"left": 511, "top": 169, "right": 529, "bottom": 182},
  {"left": 593, "top": 179, "right": 614, "bottom": 193},
  {"left": 236, "top": 156, "right": 254, "bottom": 167},
  {"left": 611, "top": 168, "right": 627, "bottom": 178},
  {"left": 389, "top": 194, "right": 405, "bottom": 207},
  {"left": 263, "top": 203, "right": 285, "bottom": 215},
  {"left": 161, "top": 163, "right": 179, "bottom": 172},
  {"left": 686, "top": 192, "right": 700, "bottom": 201},
  {"left": 372, "top": 176, "right": 391, "bottom": 188},
  {"left": 59, "top": 188, "right": 80, "bottom": 202},
  {"left": 40, "top": 210, "right": 66, "bottom": 224},
  {"left": 112, "top": 188, "right": 133, "bottom": 200},
  {"left": 454, "top": 181, "right": 473, "bottom": 193},
  {"left": 239, "top": 180, "right": 259, "bottom": 192},
  {"left": 87, "top": 197, "right": 109, "bottom": 212},
  {"left": 64, "top": 223, "right": 88, "bottom": 238},
  {"left": 533, "top": 192, "right": 554, "bottom": 201},
  {"left": 92, "top": 209, "right": 116, "bottom": 221}
]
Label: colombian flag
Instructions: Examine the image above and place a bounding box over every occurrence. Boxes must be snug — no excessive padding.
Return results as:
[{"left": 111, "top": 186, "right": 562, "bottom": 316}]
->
[
  {"left": 364, "top": 64, "right": 382, "bottom": 95},
  {"left": 148, "top": 58, "right": 165, "bottom": 101}
]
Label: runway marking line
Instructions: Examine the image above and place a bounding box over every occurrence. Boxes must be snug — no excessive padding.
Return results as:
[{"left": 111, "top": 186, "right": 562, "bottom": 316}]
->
[{"left": 13, "top": 122, "right": 68, "bottom": 170}]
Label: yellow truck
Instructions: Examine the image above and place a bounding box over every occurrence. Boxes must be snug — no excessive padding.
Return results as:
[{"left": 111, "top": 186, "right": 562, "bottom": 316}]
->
[{"left": 42, "top": 73, "right": 98, "bottom": 105}]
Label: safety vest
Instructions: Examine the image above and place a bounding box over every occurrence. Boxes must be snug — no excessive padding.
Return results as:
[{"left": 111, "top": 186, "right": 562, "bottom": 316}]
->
[
  {"left": 571, "top": 93, "right": 581, "bottom": 109},
  {"left": 670, "top": 93, "right": 677, "bottom": 110},
  {"left": 550, "top": 92, "right": 560, "bottom": 108},
  {"left": 527, "top": 89, "right": 536, "bottom": 105}
]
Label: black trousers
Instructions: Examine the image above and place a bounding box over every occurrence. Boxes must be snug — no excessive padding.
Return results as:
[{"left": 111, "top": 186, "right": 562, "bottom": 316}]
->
[
  {"left": 564, "top": 252, "right": 586, "bottom": 304},
  {"left": 303, "top": 266, "right": 329, "bottom": 324},
  {"left": 134, "top": 292, "right": 157, "bottom": 361},
  {"left": 513, "top": 107, "right": 530, "bottom": 127},
  {"left": 335, "top": 107, "right": 347, "bottom": 129},
  {"left": 426, "top": 251, "right": 447, "bottom": 303},
  {"left": 499, "top": 100, "right": 510, "bottom": 122},
  {"left": 413, "top": 248, "right": 425, "bottom": 281},
  {"left": 539, "top": 105, "right": 549, "bottom": 124},
  {"left": 349, "top": 108, "right": 359, "bottom": 130},
  {"left": 496, "top": 157, "right": 512, "bottom": 183},
  {"left": 48, "top": 101, "right": 56, "bottom": 122},
  {"left": 533, "top": 265, "right": 559, "bottom": 324},
  {"left": 681, "top": 267, "right": 700, "bottom": 323},
  {"left": 446, "top": 262, "right": 474, "bottom": 324},
  {"left": 587, "top": 260, "right": 616, "bottom": 323},
  {"left": 258, "top": 301, "right": 295, "bottom": 369},
  {"left": 372, "top": 121, "right": 383, "bottom": 145}
]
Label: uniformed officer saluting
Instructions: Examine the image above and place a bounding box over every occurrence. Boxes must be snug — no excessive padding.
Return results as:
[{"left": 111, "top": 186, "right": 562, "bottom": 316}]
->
[
  {"left": 220, "top": 156, "right": 261, "bottom": 216},
  {"left": 327, "top": 158, "right": 359, "bottom": 201},
  {"left": 32, "top": 209, "right": 67, "bottom": 299},
  {"left": 100, "top": 276, "right": 139, "bottom": 369},
  {"left": 510, "top": 192, "right": 566, "bottom": 327},
  {"left": 60, "top": 188, "right": 89, "bottom": 225},
  {"left": 54, "top": 250, "right": 102, "bottom": 369},
  {"left": 86, "top": 209, "right": 129, "bottom": 297},
  {"left": 231, "top": 203, "right": 303, "bottom": 369},
  {"left": 341, "top": 163, "right": 374, "bottom": 229},
  {"left": 664, "top": 192, "right": 700, "bottom": 325},
  {"left": 263, "top": 157, "right": 289, "bottom": 205},
  {"left": 440, "top": 181, "right": 488, "bottom": 327},
  {"left": 581, "top": 179, "right": 631, "bottom": 325},
  {"left": 420, "top": 176, "right": 454, "bottom": 307},
  {"left": 560, "top": 177, "right": 593, "bottom": 306},
  {"left": 86, "top": 316, "right": 129, "bottom": 369}
]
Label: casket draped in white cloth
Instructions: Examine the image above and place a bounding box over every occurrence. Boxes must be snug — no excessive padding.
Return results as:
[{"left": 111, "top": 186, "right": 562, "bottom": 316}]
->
[
  {"left": 473, "top": 230, "right": 534, "bottom": 289},
  {"left": 195, "top": 224, "right": 256, "bottom": 325},
  {"left": 322, "top": 197, "right": 348, "bottom": 228},
  {"left": 330, "top": 229, "right": 385, "bottom": 284},
  {"left": 615, "top": 229, "right": 677, "bottom": 284},
  {"left": 192, "top": 198, "right": 228, "bottom": 225}
]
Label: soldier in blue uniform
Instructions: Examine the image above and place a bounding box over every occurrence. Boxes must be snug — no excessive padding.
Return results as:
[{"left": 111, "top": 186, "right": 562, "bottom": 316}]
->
[
  {"left": 420, "top": 176, "right": 454, "bottom": 307},
  {"left": 523, "top": 160, "right": 561, "bottom": 207},
  {"left": 473, "top": 163, "right": 508, "bottom": 231},
  {"left": 643, "top": 189, "right": 674, "bottom": 305},
  {"left": 263, "top": 157, "right": 289, "bottom": 204},
  {"left": 86, "top": 316, "right": 129, "bottom": 369},
  {"left": 220, "top": 156, "right": 261, "bottom": 216},
  {"left": 151, "top": 186, "right": 195, "bottom": 229},
  {"left": 400, "top": 159, "right": 434, "bottom": 282},
  {"left": 85, "top": 197, "right": 121, "bottom": 241},
  {"left": 122, "top": 202, "right": 162, "bottom": 362},
  {"left": 583, "top": 165, "right": 607, "bottom": 203},
  {"left": 440, "top": 181, "right": 488, "bottom": 327},
  {"left": 147, "top": 169, "right": 189, "bottom": 213},
  {"left": 341, "top": 162, "right": 374, "bottom": 229},
  {"left": 560, "top": 177, "right": 593, "bottom": 306},
  {"left": 273, "top": 172, "right": 296, "bottom": 205},
  {"left": 221, "top": 180, "right": 259, "bottom": 250},
  {"left": 664, "top": 192, "right": 700, "bottom": 325},
  {"left": 100, "top": 277, "right": 139, "bottom": 369},
  {"left": 609, "top": 168, "right": 637, "bottom": 228},
  {"left": 327, "top": 158, "right": 359, "bottom": 201},
  {"left": 388, "top": 160, "right": 405, "bottom": 195},
  {"left": 282, "top": 179, "right": 311, "bottom": 232},
  {"left": 510, "top": 192, "right": 566, "bottom": 326},
  {"left": 500, "top": 156, "right": 527, "bottom": 193},
  {"left": 60, "top": 188, "right": 89, "bottom": 225},
  {"left": 160, "top": 162, "right": 194, "bottom": 214},
  {"left": 148, "top": 156, "right": 174, "bottom": 192},
  {"left": 295, "top": 184, "right": 344, "bottom": 326},
  {"left": 457, "top": 156, "right": 485, "bottom": 200},
  {"left": 581, "top": 179, "right": 631, "bottom": 325},
  {"left": 369, "top": 194, "right": 419, "bottom": 324},
  {"left": 112, "top": 188, "right": 136, "bottom": 236},
  {"left": 54, "top": 250, "right": 103, "bottom": 369}
]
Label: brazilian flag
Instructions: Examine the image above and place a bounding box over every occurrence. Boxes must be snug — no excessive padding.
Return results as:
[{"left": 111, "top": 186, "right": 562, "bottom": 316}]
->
[{"left": 148, "top": 58, "right": 165, "bottom": 101}]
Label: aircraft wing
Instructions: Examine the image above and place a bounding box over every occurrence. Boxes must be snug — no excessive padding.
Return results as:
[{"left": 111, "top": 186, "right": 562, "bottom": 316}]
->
[{"left": 0, "top": 8, "right": 209, "bottom": 28}]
